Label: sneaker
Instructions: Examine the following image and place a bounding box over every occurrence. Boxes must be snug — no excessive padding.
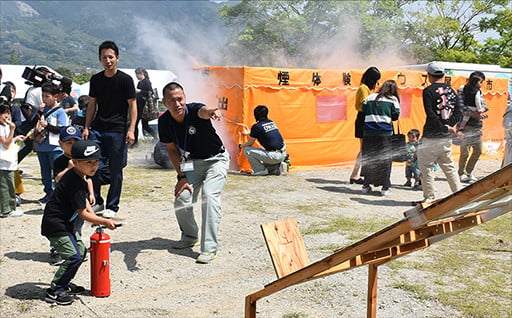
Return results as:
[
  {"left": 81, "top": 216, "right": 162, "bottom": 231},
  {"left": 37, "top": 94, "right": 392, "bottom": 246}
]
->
[
  {"left": 251, "top": 169, "right": 269, "bottom": 176},
  {"left": 45, "top": 288, "right": 73, "bottom": 305},
  {"left": 469, "top": 173, "right": 478, "bottom": 182},
  {"left": 38, "top": 196, "right": 49, "bottom": 205},
  {"left": 50, "top": 251, "right": 64, "bottom": 266},
  {"left": 403, "top": 180, "right": 412, "bottom": 187},
  {"left": 381, "top": 188, "right": 391, "bottom": 196},
  {"left": 1, "top": 209, "right": 23, "bottom": 218},
  {"left": 15, "top": 195, "right": 22, "bottom": 207},
  {"left": 279, "top": 161, "right": 288, "bottom": 176},
  {"left": 66, "top": 282, "right": 85, "bottom": 295},
  {"left": 460, "top": 174, "right": 470, "bottom": 183},
  {"left": 102, "top": 209, "right": 117, "bottom": 218},
  {"left": 196, "top": 251, "right": 217, "bottom": 264},
  {"left": 172, "top": 239, "right": 199, "bottom": 249},
  {"left": 361, "top": 185, "right": 371, "bottom": 194}
]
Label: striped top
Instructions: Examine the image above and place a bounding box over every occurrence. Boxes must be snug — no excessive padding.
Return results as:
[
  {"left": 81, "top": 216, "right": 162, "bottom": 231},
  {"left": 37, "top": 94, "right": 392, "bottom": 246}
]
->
[{"left": 362, "top": 93, "right": 400, "bottom": 136}]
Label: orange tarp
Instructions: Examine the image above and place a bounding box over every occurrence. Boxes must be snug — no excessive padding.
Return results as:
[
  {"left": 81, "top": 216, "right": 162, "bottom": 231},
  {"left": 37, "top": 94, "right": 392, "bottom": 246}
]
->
[{"left": 199, "top": 66, "right": 509, "bottom": 171}]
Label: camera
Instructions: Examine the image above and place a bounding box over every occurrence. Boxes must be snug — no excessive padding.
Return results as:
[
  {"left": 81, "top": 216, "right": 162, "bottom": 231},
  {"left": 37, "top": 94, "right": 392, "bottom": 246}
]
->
[{"left": 22, "top": 65, "right": 61, "bottom": 87}]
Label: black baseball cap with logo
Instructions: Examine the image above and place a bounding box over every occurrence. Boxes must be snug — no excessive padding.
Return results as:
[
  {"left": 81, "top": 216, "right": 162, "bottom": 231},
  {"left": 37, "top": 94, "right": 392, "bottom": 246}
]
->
[{"left": 71, "top": 140, "right": 103, "bottom": 161}]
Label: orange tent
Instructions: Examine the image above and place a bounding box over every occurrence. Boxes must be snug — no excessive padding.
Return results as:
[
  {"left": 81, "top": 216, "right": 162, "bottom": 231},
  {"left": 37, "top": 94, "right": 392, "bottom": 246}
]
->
[{"left": 198, "top": 66, "right": 509, "bottom": 171}]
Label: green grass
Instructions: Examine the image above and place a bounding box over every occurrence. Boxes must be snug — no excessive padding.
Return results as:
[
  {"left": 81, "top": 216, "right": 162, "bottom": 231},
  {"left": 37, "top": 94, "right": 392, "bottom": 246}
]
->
[
  {"left": 303, "top": 215, "right": 393, "bottom": 236},
  {"left": 301, "top": 210, "right": 511, "bottom": 317},
  {"left": 388, "top": 217, "right": 512, "bottom": 317}
]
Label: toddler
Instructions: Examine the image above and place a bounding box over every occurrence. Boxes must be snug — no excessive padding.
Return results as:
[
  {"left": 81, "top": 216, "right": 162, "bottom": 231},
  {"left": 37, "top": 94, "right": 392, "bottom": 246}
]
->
[{"left": 404, "top": 129, "right": 421, "bottom": 189}]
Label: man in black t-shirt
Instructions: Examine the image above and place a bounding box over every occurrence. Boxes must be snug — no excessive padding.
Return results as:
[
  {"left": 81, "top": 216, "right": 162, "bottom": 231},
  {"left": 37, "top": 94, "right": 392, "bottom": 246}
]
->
[
  {"left": 83, "top": 41, "right": 137, "bottom": 218},
  {"left": 158, "top": 82, "right": 229, "bottom": 264}
]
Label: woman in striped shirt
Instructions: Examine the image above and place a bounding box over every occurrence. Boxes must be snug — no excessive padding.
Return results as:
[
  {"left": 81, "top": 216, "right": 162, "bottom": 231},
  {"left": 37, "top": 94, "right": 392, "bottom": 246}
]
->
[{"left": 360, "top": 80, "right": 400, "bottom": 196}]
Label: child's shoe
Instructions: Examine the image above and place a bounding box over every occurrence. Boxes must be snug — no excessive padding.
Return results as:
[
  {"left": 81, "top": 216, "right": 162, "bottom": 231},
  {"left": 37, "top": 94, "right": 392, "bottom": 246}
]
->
[
  {"left": 45, "top": 288, "right": 73, "bottom": 305},
  {"left": 66, "top": 282, "right": 85, "bottom": 295}
]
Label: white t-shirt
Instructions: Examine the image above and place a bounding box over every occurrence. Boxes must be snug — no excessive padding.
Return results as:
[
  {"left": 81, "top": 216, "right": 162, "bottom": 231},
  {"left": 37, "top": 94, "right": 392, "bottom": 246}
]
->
[{"left": 0, "top": 123, "right": 17, "bottom": 171}]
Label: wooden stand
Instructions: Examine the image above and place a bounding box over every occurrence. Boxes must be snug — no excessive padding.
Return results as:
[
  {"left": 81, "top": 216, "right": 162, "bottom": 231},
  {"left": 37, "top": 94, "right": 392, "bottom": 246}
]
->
[{"left": 246, "top": 164, "right": 512, "bottom": 317}]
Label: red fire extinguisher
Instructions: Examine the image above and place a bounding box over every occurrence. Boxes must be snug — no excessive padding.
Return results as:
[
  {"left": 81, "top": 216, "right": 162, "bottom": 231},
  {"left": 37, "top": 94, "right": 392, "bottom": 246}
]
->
[{"left": 90, "top": 226, "right": 111, "bottom": 297}]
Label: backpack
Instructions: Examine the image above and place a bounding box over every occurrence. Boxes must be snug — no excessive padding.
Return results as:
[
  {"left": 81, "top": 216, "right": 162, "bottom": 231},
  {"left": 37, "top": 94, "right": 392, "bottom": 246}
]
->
[{"left": 142, "top": 89, "right": 159, "bottom": 121}]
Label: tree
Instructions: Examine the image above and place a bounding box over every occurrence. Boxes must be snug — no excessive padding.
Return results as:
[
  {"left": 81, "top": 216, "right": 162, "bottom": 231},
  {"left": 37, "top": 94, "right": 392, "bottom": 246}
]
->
[
  {"left": 9, "top": 50, "right": 20, "bottom": 64},
  {"left": 402, "top": 0, "right": 509, "bottom": 65},
  {"left": 219, "top": 0, "right": 411, "bottom": 67},
  {"left": 220, "top": 0, "right": 510, "bottom": 67},
  {"left": 479, "top": 6, "right": 512, "bottom": 67}
]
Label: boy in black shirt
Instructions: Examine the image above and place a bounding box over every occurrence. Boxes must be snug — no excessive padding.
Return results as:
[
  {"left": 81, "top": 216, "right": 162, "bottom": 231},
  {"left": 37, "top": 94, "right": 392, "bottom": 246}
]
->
[{"left": 42, "top": 139, "right": 117, "bottom": 305}]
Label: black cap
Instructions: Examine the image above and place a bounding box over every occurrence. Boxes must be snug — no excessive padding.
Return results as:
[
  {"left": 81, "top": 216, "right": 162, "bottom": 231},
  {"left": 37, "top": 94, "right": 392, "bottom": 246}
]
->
[{"left": 71, "top": 140, "right": 103, "bottom": 161}]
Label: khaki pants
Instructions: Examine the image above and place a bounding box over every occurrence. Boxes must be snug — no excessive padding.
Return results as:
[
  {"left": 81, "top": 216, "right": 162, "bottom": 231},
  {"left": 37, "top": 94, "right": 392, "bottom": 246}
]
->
[{"left": 417, "top": 137, "right": 462, "bottom": 201}]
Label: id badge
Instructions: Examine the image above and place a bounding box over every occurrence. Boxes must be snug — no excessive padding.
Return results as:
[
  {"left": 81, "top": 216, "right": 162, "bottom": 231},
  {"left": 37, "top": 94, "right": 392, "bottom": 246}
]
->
[{"left": 180, "top": 160, "right": 194, "bottom": 172}]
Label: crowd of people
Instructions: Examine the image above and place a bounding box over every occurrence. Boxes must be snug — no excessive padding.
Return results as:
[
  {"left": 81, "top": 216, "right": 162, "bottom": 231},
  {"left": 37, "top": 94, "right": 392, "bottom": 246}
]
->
[
  {"left": 0, "top": 44, "right": 510, "bottom": 306},
  {"left": 349, "top": 62, "right": 507, "bottom": 205}
]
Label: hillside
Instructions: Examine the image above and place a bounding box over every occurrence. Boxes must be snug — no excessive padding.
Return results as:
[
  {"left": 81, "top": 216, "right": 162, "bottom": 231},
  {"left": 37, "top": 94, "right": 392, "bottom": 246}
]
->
[{"left": 0, "top": 1, "right": 227, "bottom": 72}]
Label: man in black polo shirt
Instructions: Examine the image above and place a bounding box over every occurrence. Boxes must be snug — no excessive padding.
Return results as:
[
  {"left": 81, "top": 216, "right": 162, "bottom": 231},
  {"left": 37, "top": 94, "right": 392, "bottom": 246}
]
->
[{"left": 158, "top": 82, "right": 229, "bottom": 264}]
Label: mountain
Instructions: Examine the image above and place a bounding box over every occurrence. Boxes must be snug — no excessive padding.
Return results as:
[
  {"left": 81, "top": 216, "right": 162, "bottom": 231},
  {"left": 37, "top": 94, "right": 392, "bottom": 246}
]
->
[{"left": 0, "top": 1, "right": 228, "bottom": 73}]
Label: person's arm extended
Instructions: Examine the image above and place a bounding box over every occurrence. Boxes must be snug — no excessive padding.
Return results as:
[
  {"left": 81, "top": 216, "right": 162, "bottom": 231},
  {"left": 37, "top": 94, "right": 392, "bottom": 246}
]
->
[
  {"left": 198, "top": 105, "right": 221, "bottom": 121},
  {"left": 78, "top": 202, "right": 116, "bottom": 230},
  {"left": 239, "top": 137, "right": 256, "bottom": 149}
]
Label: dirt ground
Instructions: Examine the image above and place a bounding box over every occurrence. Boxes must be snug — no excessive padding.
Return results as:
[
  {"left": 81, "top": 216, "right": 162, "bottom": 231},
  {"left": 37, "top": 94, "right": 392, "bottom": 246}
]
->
[{"left": 0, "top": 142, "right": 508, "bottom": 318}]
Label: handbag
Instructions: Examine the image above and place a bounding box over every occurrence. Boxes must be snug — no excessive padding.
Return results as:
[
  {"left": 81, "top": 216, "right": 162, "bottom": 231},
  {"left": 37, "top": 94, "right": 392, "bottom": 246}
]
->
[
  {"left": 142, "top": 89, "right": 159, "bottom": 121},
  {"left": 29, "top": 107, "right": 61, "bottom": 144},
  {"left": 391, "top": 121, "right": 408, "bottom": 162}
]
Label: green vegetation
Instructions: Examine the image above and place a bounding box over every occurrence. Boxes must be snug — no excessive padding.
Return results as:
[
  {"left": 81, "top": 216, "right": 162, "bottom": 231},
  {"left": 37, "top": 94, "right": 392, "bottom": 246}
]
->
[
  {"left": 304, "top": 215, "right": 393, "bottom": 237},
  {"left": 220, "top": 0, "right": 512, "bottom": 67},
  {"left": 299, "top": 206, "right": 511, "bottom": 317},
  {"left": 388, "top": 217, "right": 512, "bottom": 317}
]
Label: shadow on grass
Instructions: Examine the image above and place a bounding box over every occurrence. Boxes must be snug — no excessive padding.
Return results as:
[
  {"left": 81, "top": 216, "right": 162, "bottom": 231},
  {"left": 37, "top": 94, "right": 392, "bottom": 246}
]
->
[
  {"left": 305, "top": 178, "right": 346, "bottom": 185},
  {"left": 350, "top": 197, "right": 415, "bottom": 207}
]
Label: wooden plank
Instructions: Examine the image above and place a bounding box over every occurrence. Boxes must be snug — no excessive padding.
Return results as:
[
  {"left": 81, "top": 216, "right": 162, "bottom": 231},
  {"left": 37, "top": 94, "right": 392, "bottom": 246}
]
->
[
  {"left": 261, "top": 218, "right": 310, "bottom": 279},
  {"left": 367, "top": 264, "right": 378, "bottom": 318},
  {"left": 245, "top": 164, "right": 512, "bottom": 317}
]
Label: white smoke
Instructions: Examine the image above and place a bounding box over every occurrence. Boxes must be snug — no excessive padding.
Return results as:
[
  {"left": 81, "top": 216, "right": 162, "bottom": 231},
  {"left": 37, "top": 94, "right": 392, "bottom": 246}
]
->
[{"left": 132, "top": 16, "right": 227, "bottom": 103}]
